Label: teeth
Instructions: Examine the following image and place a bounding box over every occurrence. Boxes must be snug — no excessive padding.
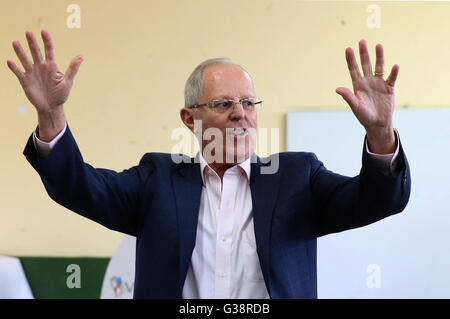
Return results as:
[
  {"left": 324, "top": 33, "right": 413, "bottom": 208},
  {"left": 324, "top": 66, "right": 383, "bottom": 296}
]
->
[{"left": 232, "top": 128, "right": 245, "bottom": 136}]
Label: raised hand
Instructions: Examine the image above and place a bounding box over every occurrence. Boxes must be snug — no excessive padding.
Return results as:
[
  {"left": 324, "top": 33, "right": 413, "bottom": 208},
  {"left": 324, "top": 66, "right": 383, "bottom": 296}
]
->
[
  {"left": 7, "top": 30, "right": 83, "bottom": 141},
  {"left": 336, "top": 40, "right": 398, "bottom": 154}
]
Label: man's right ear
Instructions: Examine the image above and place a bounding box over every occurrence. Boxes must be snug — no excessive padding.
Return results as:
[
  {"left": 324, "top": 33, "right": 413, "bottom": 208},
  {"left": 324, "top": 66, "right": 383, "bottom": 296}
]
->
[{"left": 180, "top": 108, "right": 195, "bottom": 132}]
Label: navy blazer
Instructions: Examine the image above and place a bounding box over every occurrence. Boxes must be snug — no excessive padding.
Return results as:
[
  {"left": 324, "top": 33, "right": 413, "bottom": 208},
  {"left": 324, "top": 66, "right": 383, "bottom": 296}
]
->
[{"left": 23, "top": 125, "right": 411, "bottom": 298}]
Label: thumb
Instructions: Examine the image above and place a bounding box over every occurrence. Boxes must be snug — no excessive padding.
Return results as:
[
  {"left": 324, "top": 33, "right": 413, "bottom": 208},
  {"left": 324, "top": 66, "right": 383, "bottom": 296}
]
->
[
  {"left": 336, "top": 87, "right": 359, "bottom": 110},
  {"left": 65, "top": 55, "right": 84, "bottom": 82}
]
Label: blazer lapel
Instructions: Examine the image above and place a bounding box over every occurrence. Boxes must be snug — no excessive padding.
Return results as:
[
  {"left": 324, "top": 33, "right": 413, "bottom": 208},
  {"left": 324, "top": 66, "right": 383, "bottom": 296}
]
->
[
  {"left": 250, "top": 154, "right": 280, "bottom": 296},
  {"left": 172, "top": 158, "right": 203, "bottom": 288}
]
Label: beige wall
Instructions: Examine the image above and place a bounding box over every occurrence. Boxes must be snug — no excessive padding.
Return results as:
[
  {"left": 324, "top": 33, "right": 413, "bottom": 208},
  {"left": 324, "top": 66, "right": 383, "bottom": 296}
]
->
[{"left": 1, "top": 0, "right": 449, "bottom": 256}]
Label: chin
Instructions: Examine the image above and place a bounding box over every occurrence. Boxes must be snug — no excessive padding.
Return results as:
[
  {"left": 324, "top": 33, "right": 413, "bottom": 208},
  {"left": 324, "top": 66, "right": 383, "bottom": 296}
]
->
[{"left": 224, "top": 135, "right": 256, "bottom": 164}]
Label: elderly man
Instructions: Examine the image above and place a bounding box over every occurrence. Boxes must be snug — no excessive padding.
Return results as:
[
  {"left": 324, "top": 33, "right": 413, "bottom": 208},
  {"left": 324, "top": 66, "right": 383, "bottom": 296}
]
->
[{"left": 8, "top": 30, "right": 410, "bottom": 298}]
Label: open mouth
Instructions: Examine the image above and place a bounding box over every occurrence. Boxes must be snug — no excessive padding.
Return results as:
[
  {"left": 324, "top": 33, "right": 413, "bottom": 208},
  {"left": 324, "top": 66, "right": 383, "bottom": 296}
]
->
[{"left": 231, "top": 128, "right": 246, "bottom": 136}]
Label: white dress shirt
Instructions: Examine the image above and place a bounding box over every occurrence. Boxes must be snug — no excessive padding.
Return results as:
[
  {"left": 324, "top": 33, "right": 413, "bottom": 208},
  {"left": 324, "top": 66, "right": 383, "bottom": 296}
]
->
[
  {"left": 181, "top": 152, "right": 270, "bottom": 299},
  {"left": 32, "top": 123, "right": 399, "bottom": 299}
]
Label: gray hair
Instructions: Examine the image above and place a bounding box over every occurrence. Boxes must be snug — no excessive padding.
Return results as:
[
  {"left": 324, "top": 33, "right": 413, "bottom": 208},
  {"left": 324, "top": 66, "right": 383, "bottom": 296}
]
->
[{"left": 184, "top": 58, "right": 255, "bottom": 107}]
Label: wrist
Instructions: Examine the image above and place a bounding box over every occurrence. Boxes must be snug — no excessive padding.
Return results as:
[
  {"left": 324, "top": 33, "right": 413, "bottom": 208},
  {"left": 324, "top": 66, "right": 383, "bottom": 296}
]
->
[
  {"left": 37, "top": 106, "right": 66, "bottom": 142},
  {"left": 366, "top": 126, "right": 396, "bottom": 154}
]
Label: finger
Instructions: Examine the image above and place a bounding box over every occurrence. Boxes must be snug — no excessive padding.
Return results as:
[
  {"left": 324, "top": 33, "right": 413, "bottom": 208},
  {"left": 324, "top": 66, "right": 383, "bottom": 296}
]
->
[
  {"left": 359, "top": 39, "right": 373, "bottom": 77},
  {"left": 345, "top": 47, "right": 362, "bottom": 82},
  {"left": 336, "top": 87, "right": 360, "bottom": 110},
  {"left": 41, "top": 29, "right": 55, "bottom": 61},
  {"left": 12, "top": 40, "right": 33, "bottom": 71},
  {"left": 386, "top": 64, "right": 399, "bottom": 87},
  {"left": 65, "top": 55, "right": 84, "bottom": 82},
  {"left": 25, "top": 30, "right": 43, "bottom": 64},
  {"left": 374, "top": 44, "right": 384, "bottom": 76},
  {"left": 6, "top": 60, "right": 25, "bottom": 81}
]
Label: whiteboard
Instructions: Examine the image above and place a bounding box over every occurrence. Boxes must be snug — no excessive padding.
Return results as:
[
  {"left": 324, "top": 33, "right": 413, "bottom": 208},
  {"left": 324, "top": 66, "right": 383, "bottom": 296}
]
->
[{"left": 287, "top": 107, "right": 450, "bottom": 298}]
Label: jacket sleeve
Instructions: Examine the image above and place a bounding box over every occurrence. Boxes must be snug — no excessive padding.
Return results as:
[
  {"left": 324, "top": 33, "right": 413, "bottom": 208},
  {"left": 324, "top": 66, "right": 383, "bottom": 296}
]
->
[
  {"left": 310, "top": 135, "right": 411, "bottom": 237},
  {"left": 23, "top": 124, "right": 154, "bottom": 236}
]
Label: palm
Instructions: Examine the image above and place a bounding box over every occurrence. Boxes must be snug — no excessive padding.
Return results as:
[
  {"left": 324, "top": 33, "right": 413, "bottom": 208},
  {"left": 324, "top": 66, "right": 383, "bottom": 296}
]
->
[
  {"left": 21, "top": 60, "right": 68, "bottom": 109},
  {"left": 7, "top": 30, "right": 83, "bottom": 112},
  {"left": 336, "top": 40, "right": 399, "bottom": 132},
  {"left": 351, "top": 76, "right": 395, "bottom": 128}
]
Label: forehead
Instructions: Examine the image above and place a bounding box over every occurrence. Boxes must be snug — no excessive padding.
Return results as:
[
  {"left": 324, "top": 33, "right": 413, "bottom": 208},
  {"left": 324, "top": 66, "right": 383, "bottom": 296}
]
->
[{"left": 201, "top": 63, "right": 255, "bottom": 100}]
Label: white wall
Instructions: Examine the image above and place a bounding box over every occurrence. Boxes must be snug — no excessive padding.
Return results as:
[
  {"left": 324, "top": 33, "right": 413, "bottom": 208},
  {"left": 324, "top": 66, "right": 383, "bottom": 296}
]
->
[{"left": 287, "top": 107, "right": 450, "bottom": 298}]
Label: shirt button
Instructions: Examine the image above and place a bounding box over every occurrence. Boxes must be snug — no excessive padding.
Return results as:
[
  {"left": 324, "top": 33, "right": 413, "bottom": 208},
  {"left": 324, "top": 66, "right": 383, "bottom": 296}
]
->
[
  {"left": 220, "top": 272, "right": 226, "bottom": 278},
  {"left": 221, "top": 236, "right": 227, "bottom": 242}
]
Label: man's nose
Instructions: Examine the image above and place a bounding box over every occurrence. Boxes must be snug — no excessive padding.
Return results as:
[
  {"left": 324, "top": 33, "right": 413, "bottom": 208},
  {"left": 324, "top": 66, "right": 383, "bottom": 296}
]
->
[{"left": 230, "top": 101, "right": 245, "bottom": 120}]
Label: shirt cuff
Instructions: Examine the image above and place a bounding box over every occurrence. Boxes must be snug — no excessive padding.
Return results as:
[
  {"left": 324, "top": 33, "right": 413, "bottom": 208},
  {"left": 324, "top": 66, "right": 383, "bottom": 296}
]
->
[
  {"left": 365, "top": 129, "right": 400, "bottom": 176},
  {"left": 32, "top": 122, "right": 68, "bottom": 157}
]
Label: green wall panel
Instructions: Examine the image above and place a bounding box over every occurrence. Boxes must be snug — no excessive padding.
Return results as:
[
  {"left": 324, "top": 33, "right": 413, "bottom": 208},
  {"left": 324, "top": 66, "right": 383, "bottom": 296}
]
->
[{"left": 19, "top": 257, "right": 110, "bottom": 299}]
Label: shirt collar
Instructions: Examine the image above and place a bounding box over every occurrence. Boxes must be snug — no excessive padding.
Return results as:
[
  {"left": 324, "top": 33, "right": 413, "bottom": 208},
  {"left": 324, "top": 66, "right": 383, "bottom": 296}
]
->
[{"left": 197, "top": 152, "right": 251, "bottom": 183}]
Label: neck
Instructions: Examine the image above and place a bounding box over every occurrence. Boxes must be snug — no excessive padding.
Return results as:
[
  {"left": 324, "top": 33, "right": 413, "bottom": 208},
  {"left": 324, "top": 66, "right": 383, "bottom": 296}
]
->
[
  {"left": 199, "top": 150, "right": 252, "bottom": 181},
  {"left": 208, "top": 162, "right": 235, "bottom": 180}
]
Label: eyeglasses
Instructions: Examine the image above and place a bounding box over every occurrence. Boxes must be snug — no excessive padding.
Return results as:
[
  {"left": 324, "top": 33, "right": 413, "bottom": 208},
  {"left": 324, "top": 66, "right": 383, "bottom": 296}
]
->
[{"left": 187, "top": 97, "right": 263, "bottom": 113}]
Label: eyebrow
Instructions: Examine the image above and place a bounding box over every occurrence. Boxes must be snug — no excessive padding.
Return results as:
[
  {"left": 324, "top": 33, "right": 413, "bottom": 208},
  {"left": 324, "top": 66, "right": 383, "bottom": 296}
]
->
[{"left": 213, "top": 95, "right": 254, "bottom": 100}]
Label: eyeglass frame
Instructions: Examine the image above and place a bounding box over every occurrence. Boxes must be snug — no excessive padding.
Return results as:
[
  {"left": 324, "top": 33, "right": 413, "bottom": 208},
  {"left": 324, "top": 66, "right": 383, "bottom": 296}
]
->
[{"left": 186, "top": 97, "right": 263, "bottom": 113}]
